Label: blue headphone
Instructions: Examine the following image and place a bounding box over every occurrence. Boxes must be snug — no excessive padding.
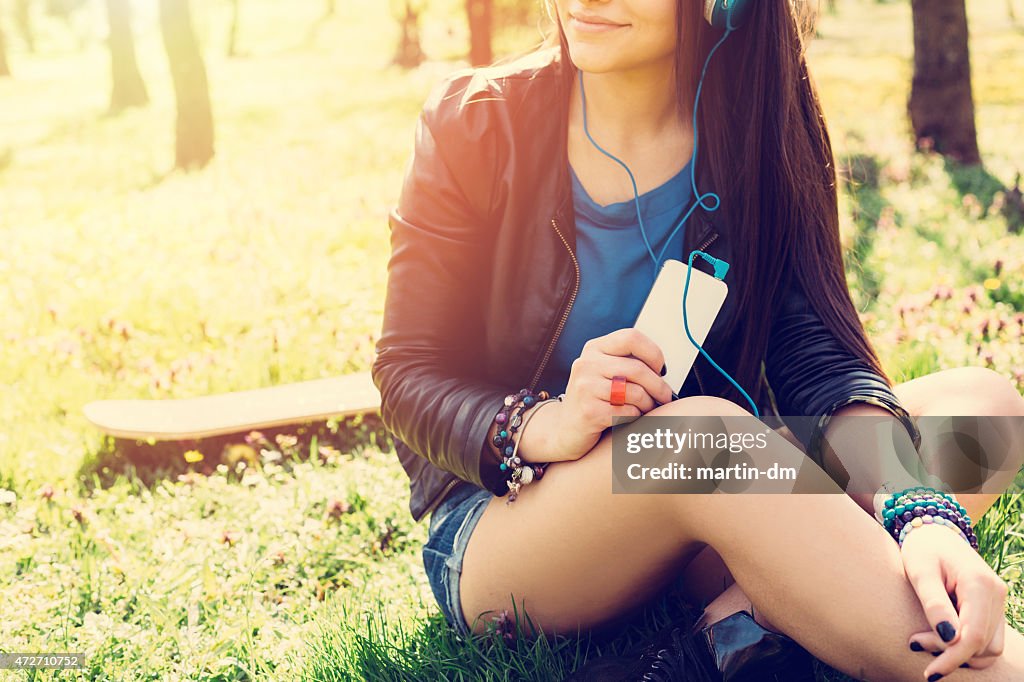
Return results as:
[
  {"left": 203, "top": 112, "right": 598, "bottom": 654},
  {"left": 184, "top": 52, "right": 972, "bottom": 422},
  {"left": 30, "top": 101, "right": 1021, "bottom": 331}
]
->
[
  {"left": 704, "top": 0, "right": 753, "bottom": 30},
  {"left": 578, "top": 0, "right": 759, "bottom": 416}
]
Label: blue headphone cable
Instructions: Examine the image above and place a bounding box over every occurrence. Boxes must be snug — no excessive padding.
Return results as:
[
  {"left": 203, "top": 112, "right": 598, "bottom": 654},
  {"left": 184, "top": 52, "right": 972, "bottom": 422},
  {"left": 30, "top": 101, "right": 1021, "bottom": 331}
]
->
[{"left": 578, "top": 25, "right": 760, "bottom": 417}]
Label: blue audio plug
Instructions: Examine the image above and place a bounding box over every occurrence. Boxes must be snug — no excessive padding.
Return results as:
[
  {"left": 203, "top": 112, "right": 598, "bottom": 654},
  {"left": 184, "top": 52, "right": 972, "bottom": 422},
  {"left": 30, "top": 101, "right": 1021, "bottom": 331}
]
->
[{"left": 693, "top": 251, "right": 730, "bottom": 281}]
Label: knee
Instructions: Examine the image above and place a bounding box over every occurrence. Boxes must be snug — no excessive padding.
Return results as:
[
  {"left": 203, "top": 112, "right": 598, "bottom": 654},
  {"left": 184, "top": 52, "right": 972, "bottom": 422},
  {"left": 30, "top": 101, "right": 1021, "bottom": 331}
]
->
[
  {"left": 649, "top": 395, "right": 753, "bottom": 419},
  {"left": 957, "top": 366, "right": 1024, "bottom": 416},
  {"left": 640, "top": 396, "right": 754, "bottom": 442}
]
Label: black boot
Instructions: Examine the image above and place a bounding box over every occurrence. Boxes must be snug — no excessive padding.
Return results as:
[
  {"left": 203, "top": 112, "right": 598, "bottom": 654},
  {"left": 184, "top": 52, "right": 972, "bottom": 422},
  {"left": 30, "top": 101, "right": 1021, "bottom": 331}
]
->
[
  {"left": 696, "top": 609, "right": 816, "bottom": 682},
  {"left": 563, "top": 617, "right": 719, "bottom": 682}
]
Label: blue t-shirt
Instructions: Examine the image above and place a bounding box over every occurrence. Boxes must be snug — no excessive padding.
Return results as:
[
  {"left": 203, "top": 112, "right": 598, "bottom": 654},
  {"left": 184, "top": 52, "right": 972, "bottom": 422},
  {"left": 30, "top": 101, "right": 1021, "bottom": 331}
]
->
[{"left": 538, "top": 160, "right": 694, "bottom": 396}]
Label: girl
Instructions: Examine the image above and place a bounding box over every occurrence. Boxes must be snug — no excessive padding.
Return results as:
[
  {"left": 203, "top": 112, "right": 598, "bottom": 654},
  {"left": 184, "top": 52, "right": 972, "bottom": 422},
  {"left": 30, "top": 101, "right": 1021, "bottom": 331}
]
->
[{"left": 371, "top": 1, "right": 1024, "bottom": 679}]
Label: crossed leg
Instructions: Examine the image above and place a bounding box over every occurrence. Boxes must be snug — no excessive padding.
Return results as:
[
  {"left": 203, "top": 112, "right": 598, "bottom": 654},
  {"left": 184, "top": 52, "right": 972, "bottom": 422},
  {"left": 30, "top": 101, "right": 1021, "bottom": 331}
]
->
[
  {"left": 683, "top": 365, "right": 1024, "bottom": 627},
  {"left": 457, "top": 368, "right": 1024, "bottom": 681}
]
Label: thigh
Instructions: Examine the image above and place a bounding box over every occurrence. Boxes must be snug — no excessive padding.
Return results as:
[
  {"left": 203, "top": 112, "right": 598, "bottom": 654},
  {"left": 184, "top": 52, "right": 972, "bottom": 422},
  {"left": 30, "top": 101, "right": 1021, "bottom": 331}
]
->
[
  {"left": 458, "top": 397, "right": 729, "bottom": 639},
  {"left": 458, "top": 397, "right": 822, "bottom": 639},
  {"left": 674, "top": 420, "right": 807, "bottom": 608},
  {"left": 890, "top": 367, "right": 1023, "bottom": 520}
]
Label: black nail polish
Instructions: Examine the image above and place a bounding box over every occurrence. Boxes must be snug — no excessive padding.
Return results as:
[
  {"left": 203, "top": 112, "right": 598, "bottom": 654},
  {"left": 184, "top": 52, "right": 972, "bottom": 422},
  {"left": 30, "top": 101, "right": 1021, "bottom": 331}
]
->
[
  {"left": 960, "top": 663, "right": 970, "bottom": 668},
  {"left": 928, "top": 674, "right": 943, "bottom": 681},
  {"left": 660, "top": 364, "right": 666, "bottom": 376},
  {"left": 931, "top": 651, "right": 940, "bottom": 657},
  {"left": 936, "top": 621, "right": 956, "bottom": 642},
  {"left": 910, "top": 641, "right": 924, "bottom": 652}
]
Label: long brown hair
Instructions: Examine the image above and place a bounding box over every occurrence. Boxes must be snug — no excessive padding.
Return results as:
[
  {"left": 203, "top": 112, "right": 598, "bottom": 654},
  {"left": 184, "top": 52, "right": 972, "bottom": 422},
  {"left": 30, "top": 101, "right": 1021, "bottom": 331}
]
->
[{"left": 521, "top": 0, "right": 895, "bottom": 406}]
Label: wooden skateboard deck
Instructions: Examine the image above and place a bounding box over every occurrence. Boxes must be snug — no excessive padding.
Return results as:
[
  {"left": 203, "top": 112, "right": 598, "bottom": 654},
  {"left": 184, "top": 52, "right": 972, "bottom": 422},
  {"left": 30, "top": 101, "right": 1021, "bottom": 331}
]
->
[{"left": 84, "top": 372, "right": 381, "bottom": 440}]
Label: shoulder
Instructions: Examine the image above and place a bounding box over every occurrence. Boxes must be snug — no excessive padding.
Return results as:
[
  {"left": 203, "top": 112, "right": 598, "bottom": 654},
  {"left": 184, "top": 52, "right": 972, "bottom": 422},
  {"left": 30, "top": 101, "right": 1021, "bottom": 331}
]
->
[
  {"left": 409, "top": 47, "right": 562, "bottom": 221},
  {"left": 420, "top": 46, "right": 562, "bottom": 138}
]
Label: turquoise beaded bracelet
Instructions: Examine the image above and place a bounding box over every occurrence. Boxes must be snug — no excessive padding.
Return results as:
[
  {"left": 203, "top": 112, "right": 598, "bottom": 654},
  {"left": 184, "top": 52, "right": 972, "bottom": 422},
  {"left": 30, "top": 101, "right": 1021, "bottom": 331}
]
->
[{"left": 880, "top": 486, "right": 978, "bottom": 550}]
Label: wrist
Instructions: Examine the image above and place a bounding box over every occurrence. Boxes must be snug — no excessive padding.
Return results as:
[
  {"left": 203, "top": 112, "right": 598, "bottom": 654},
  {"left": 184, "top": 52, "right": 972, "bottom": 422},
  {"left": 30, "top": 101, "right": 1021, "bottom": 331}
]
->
[{"left": 517, "top": 399, "right": 563, "bottom": 463}]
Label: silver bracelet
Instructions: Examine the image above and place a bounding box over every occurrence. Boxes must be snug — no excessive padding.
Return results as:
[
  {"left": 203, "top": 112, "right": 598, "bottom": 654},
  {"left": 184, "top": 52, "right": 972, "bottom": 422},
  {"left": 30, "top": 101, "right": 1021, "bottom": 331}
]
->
[{"left": 505, "top": 395, "right": 562, "bottom": 503}]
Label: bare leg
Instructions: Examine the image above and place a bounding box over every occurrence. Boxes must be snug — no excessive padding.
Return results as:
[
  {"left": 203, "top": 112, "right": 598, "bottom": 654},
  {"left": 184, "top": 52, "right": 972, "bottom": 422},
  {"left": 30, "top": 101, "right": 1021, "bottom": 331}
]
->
[
  {"left": 687, "top": 367, "right": 1024, "bottom": 632},
  {"left": 458, "top": 395, "right": 1024, "bottom": 681},
  {"left": 887, "top": 366, "right": 1024, "bottom": 521}
]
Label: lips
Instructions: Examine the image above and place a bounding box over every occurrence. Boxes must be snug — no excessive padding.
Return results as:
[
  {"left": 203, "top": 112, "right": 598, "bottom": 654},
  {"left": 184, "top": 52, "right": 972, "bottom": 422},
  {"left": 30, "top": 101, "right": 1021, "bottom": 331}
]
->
[
  {"left": 570, "top": 12, "right": 627, "bottom": 27},
  {"left": 565, "top": 10, "right": 626, "bottom": 30},
  {"left": 568, "top": 12, "right": 628, "bottom": 34}
]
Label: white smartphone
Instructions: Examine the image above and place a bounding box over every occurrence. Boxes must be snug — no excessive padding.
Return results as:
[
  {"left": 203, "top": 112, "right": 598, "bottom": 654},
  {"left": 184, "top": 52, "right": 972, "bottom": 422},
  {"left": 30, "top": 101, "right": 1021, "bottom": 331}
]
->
[{"left": 632, "top": 258, "right": 729, "bottom": 396}]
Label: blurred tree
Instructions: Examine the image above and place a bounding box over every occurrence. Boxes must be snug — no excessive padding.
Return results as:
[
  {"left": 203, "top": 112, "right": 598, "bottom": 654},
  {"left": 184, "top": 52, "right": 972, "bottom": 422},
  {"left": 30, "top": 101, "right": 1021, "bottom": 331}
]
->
[
  {"left": 467, "top": 0, "right": 492, "bottom": 66},
  {"left": 390, "top": 0, "right": 424, "bottom": 68},
  {"left": 1004, "top": 173, "right": 1023, "bottom": 234},
  {"left": 46, "top": 0, "right": 87, "bottom": 19},
  {"left": 47, "top": 0, "right": 89, "bottom": 49},
  {"left": 106, "top": 0, "right": 149, "bottom": 112},
  {"left": 159, "top": 0, "right": 214, "bottom": 170},
  {"left": 908, "top": 0, "right": 980, "bottom": 165},
  {"left": 0, "top": 20, "right": 10, "bottom": 77},
  {"left": 304, "top": 0, "right": 336, "bottom": 46},
  {"left": 227, "top": 0, "right": 240, "bottom": 56},
  {"left": 14, "top": 0, "right": 35, "bottom": 52}
]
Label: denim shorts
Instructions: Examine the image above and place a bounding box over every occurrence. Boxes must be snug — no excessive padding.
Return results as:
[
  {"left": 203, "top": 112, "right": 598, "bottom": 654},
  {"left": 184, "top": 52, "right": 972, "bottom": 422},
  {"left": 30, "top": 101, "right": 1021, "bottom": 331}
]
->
[{"left": 422, "top": 481, "right": 494, "bottom": 637}]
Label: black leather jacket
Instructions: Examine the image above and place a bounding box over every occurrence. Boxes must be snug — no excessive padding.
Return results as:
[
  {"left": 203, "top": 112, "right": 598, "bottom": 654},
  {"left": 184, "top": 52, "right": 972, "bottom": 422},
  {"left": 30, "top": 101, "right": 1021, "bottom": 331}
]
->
[{"left": 372, "top": 46, "right": 921, "bottom": 523}]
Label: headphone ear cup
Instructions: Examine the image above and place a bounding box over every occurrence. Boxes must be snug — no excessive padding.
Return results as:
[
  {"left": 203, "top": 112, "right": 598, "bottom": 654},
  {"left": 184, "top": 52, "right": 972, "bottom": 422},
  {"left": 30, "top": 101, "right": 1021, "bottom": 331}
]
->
[
  {"left": 702, "top": 0, "right": 718, "bottom": 26},
  {"left": 704, "top": 0, "right": 752, "bottom": 30}
]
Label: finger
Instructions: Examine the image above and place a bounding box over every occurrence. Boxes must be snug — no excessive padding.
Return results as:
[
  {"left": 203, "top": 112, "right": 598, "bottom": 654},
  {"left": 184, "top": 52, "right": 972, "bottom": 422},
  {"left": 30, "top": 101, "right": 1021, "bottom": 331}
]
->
[
  {"left": 602, "top": 377, "right": 657, "bottom": 414},
  {"left": 908, "top": 630, "right": 946, "bottom": 653},
  {"left": 909, "top": 639, "right": 975, "bottom": 670},
  {"left": 608, "top": 403, "right": 642, "bottom": 425},
  {"left": 592, "top": 328, "right": 665, "bottom": 374},
  {"left": 962, "top": 653, "right": 997, "bottom": 670},
  {"left": 586, "top": 375, "right": 654, "bottom": 413},
  {"left": 902, "top": 538, "right": 961, "bottom": 644},
  {"left": 983, "top": 614, "right": 1006, "bottom": 658},
  {"left": 986, "top": 576, "right": 1009, "bottom": 657},
  {"left": 927, "top": 580, "right": 993, "bottom": 679},
  {"left": 600, "top": 355, "right": 673, "bottom": 405},
  {"left": 956, "top": 602, "right": 1007, "bottom": 665}
]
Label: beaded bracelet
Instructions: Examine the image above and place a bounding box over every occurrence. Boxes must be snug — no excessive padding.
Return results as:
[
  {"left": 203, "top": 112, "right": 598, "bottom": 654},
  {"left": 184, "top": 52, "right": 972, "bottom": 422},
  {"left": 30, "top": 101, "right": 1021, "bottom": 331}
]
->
[
  {"left": 898, "top": 514, "right": 971, "bottom": 548},
  {"left": 505, "top": 395, "right": 562, "bottom": 504},
  {"left": 492, "top": 389, "right": 548, "bottom": 463},
  {"left": 880, "top": 486, "right": 978, "bottom": 550},
  {"left": 490, "top": 388, "right": 550, "bottom": 501}
]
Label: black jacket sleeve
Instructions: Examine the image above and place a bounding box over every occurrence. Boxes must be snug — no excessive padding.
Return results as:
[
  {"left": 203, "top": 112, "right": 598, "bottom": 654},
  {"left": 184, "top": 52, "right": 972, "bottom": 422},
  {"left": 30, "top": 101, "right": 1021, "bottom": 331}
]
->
[
  {"left": 764, "top": 272, "right": 922, "bottom": 466},
  {"left": 371, "top": 72, "right": 512, "bottom": 497}
]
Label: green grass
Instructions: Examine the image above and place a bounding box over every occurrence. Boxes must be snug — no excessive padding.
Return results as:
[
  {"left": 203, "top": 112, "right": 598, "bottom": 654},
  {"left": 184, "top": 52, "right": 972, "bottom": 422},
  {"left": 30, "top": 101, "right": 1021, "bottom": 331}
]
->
[{"left": 0, "top": 0, "right": 1022, "bottom": 679}]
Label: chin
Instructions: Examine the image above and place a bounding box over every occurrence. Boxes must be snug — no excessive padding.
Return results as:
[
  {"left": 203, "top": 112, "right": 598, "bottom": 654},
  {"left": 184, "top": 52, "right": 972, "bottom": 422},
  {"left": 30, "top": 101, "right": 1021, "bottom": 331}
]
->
[{"left": 566, "top": 46, "right": 624, "bottom": 74}]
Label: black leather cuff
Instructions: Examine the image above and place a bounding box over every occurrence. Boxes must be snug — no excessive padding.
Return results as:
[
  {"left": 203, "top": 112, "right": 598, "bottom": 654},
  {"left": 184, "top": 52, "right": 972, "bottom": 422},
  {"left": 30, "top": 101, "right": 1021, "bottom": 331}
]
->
[{"left": 806, "top": 392, "right": 923, "bottom": 468}]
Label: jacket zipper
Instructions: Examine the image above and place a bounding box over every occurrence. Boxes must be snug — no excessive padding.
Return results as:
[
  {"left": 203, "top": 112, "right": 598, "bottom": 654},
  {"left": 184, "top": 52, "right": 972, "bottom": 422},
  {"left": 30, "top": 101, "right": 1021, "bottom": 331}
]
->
[
  {"left": 691, "top": 231, "right": 719, "bottom": 396},
  {"left": 424, "top": 477, "right": 461, "bottom": 519},
  {"left": 429, "top": 216, "right": 580, "bottom": 519},
  {"left": 527, "top": 216, "right": 580, "bottom": 391}
]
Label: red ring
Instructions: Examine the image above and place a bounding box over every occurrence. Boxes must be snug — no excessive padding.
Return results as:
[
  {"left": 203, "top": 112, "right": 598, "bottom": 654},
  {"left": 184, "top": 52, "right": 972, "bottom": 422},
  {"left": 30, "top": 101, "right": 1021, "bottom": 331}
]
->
[{"left": 610, "top": 376, "right": 628, "bottom": 406}]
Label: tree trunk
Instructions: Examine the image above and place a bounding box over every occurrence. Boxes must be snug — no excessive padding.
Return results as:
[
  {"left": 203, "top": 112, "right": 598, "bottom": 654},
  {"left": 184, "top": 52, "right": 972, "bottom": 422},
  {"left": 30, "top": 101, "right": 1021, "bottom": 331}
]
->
[
  {"left": 159, "top": 0, "right": 214, "bottom": 170},
  {"left": 15, "top": 0, "right": 35, "bottom": 53},
  {"left": 106, "top": 0, "right": 149, "bottom": 112},
  {"left": 392, "top": 1, "right": 424, "bottom": 69},
  {"left": 226, "top": 0, "right": 240, "bottom": 57},
  {"left": 466, "top": 0, "right": 492, "bottom": 66},
  {"left": 908, "top": 0, "right": 981, "bottom": 165},
  {"left": 0, "top": 21, "right": 11, "bottom": 77}
]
